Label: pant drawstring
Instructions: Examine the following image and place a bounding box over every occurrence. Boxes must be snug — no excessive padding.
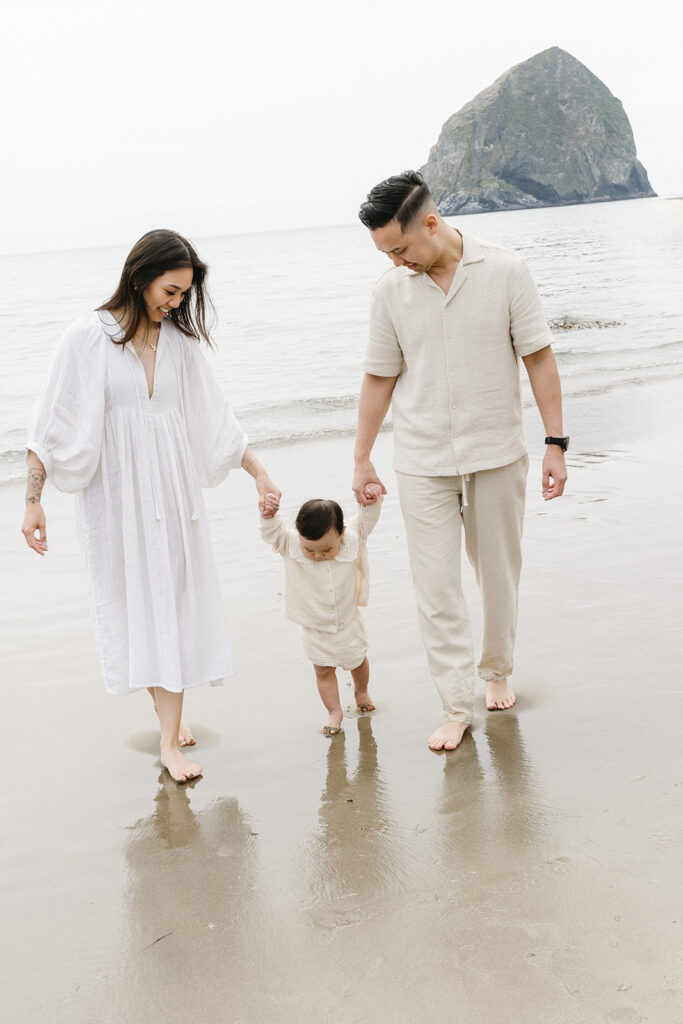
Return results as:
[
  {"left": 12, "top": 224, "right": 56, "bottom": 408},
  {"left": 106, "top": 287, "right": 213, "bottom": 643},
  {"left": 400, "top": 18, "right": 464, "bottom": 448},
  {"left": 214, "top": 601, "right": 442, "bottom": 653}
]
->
[{"left": 461, "top": 473, "right": 470, "bottom": 508}]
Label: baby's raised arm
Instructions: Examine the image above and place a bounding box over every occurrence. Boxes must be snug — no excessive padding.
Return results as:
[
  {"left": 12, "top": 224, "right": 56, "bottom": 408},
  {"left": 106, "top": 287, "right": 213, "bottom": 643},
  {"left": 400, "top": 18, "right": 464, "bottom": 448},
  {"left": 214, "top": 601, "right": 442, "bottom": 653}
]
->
[
  {"left": 356, "top": 489, "right": 383, "bottom": 540},
  {"left": 258, "top": 499, "right": 292, "bottom": 559}
]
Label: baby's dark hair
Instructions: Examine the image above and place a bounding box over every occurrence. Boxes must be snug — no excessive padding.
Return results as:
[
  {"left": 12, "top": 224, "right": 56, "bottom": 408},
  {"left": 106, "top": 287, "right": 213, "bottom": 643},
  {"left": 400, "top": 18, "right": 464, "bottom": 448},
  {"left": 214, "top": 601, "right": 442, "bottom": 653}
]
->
[{"left": 295, "top": 499, "right": 344, "bottom": 540}]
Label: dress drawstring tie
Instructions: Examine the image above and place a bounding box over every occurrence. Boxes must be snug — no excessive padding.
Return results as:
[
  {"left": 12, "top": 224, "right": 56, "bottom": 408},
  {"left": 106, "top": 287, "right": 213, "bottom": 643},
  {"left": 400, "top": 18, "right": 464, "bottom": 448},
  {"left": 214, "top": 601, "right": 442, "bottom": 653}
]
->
[{"left": 126, "top": 350, "right": 163, "bottom": 520}]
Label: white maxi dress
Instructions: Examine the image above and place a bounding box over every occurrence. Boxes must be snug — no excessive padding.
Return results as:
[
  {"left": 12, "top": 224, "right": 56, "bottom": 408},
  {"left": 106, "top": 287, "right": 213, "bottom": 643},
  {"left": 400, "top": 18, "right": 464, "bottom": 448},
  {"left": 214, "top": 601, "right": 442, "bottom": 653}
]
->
[{"left": 28, "top": 310, "right": 248, "bottom": 695}]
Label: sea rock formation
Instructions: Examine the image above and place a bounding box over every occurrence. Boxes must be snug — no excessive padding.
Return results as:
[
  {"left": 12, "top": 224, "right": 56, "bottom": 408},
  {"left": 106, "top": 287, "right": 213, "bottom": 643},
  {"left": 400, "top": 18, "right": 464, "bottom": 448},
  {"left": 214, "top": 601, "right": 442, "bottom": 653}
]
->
[{"left": 419, "top": 47, "right": 655, "bottom": 214}]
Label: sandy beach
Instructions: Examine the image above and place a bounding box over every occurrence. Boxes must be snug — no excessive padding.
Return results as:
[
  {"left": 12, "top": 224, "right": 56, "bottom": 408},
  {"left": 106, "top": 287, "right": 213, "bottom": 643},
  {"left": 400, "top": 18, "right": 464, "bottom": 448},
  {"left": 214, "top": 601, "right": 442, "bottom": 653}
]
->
[{"left": 2, "top": 376, "right": 682, "bottom": 1023}]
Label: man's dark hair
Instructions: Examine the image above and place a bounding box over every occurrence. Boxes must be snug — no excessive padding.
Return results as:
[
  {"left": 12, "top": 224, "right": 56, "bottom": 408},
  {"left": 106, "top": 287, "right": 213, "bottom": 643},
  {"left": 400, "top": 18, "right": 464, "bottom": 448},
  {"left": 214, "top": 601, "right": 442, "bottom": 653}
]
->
[
  {"left": 295, "top": 499, "right": 344, "bottom": 540},
  {"left": 358, "top": 170, "right": 433, "bottom": 231}
]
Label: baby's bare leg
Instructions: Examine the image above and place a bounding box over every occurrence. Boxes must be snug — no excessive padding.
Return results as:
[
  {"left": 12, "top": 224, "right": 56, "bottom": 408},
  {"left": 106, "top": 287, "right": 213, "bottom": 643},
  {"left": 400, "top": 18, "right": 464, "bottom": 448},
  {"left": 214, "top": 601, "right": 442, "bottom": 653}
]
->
[
  {"left": 314, "top": 665, "right": 343, "bottom": 736},
  {"left": 147, "top": 686, "right": 195, "bottom": 746},
  {"left": 351, "top": 657, "right": 375, "bottom": 713}
]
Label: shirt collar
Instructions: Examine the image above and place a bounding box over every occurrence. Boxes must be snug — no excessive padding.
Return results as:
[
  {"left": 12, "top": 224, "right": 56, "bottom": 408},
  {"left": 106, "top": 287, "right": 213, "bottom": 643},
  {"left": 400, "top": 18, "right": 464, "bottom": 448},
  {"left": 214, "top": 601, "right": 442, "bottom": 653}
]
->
[
  {"left": 460, "top": 233, "right": 485, "bottom": 265},
  {"left": 292, "top": 530, "right": 358, "bottom": 565},
  {"left": 402, "top": 232, "right": 485, "bottom": 279}
]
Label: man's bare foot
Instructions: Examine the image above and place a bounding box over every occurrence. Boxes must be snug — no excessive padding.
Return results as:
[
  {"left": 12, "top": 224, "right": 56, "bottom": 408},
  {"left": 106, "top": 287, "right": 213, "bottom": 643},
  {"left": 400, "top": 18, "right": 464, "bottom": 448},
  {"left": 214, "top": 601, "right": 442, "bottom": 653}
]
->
[
  {"left": 322, "top": 709, "right": 343, "bottom": 737},
  {"left": 428, "top": 721, "right": 469, "bottom": 751},
  {"left": 160, "top": 742, "right": 202, "bottom": 783},
  {"left": 486, "top": 679, "right": 516, "bottom": 711},
  {"left": 355, "top": 688, "right": 375, "bottom": 714},
  {"left": 178, "top": 721, "right": 196, "bottom": 747}
]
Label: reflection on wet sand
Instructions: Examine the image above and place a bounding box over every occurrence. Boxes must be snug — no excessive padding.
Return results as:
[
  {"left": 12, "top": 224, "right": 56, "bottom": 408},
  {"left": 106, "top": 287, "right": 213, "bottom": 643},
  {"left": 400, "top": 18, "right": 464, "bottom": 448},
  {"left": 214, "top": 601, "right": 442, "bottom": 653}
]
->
[
  {"left": 117, "top": 776, "right": 261, "bottom": 1021},
  {"left": 483, "top": 712, "right": 545, "bottom": 847},
  {"left": 438, "top": 713, "right": 546, "bottom": 884},
  {"left": 305, "top": 717, "right": 399, "bottom": 928},
  {"left": 428, "top": 715, "right": 558, "bottom": 1007}
]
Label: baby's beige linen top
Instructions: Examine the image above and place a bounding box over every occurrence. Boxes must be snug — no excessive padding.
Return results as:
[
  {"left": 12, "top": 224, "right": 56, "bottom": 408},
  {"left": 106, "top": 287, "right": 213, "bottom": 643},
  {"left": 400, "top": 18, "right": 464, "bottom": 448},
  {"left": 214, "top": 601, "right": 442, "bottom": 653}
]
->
[
  {"left": 259, "top": 499, "right": 382, "bottom": 633},
  {"left": 363, "top": 234, "right": 554, "bottom": 476}
]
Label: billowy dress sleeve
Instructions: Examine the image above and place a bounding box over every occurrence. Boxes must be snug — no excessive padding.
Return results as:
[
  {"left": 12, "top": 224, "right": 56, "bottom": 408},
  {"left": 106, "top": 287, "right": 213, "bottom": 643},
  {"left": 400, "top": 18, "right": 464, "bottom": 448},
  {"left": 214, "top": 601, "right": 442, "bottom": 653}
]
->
[
  {"left": 27, "top": 316, "right": 106, "bottom": 492},
  {"left": 180, "top": 338, "right": 248, "bottom": 487}
]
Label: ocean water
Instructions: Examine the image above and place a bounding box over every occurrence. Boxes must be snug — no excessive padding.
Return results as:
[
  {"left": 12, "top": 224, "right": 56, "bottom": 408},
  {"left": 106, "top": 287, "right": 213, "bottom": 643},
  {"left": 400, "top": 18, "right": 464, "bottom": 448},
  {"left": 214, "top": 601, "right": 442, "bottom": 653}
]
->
[{"left": 1, "top": 196, "right": 681, "bottom": 486}]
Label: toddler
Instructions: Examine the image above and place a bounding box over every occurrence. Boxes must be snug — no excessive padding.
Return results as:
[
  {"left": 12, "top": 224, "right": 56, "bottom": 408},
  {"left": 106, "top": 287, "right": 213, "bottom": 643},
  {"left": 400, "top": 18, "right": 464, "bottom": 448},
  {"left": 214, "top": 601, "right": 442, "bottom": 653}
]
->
[{"left": 260, "top": 488, "right": 383, "bottom": 736}]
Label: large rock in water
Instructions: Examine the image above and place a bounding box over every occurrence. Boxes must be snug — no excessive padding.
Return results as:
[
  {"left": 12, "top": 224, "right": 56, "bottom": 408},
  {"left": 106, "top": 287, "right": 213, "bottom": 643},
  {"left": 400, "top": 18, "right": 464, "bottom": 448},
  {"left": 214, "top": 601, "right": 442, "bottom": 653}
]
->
[{"left": 420, "top": 47, "right": 655, "bottom": 214}]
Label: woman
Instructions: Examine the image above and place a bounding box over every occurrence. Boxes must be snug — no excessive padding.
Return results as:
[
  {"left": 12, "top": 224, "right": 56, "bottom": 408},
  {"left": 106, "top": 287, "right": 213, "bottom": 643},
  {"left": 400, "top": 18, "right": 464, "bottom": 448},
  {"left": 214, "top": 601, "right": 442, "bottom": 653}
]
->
[{"left": 22, "top": 229, "right": 280, "bottom": 783}]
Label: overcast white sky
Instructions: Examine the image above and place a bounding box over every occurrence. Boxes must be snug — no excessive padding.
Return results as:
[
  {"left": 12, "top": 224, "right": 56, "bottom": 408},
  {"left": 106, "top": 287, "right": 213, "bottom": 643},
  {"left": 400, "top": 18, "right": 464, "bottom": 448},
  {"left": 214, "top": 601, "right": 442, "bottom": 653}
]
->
[{"left": 3, "top": 0, "right": 681, "bottom": 253}]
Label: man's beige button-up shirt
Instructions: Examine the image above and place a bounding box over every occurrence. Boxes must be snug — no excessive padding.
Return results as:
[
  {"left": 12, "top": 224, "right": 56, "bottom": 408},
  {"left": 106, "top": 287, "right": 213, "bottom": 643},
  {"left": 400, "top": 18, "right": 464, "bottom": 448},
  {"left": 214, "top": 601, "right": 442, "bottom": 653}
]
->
[{"left": 363, "top": 234, "right": 553, "bottom": 476}]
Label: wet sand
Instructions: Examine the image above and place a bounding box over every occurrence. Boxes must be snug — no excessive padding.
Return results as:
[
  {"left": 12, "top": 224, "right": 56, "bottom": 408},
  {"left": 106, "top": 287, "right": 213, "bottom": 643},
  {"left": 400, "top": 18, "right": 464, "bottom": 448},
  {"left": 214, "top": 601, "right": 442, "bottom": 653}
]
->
[{"left": 2, "top": 378, "right": 682, "bottom": 1023}]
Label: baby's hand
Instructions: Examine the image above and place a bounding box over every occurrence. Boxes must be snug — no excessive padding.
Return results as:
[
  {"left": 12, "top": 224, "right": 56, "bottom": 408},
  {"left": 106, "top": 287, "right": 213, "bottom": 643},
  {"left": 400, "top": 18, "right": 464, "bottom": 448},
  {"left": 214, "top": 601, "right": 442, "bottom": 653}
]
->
[
  {"left": 363, "top": 483, "right": 383, "bottom": 503},
  {"left": 260, "top": 492, "right": 281, "bottom": 519}
]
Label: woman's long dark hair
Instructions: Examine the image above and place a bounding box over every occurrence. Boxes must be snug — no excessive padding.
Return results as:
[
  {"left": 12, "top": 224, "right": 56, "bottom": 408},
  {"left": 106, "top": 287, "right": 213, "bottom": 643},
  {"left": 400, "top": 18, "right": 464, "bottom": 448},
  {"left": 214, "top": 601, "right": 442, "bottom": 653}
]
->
[{"left": 98, "top": 229, "right": 215, "bottom": 346}]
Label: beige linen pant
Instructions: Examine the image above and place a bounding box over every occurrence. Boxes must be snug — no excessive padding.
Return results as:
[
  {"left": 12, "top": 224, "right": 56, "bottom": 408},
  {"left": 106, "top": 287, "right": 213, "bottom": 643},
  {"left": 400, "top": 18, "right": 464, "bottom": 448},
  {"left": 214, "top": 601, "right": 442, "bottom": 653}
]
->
[{"left": 396, "top": 455, "right": 528, "bottom": 725}]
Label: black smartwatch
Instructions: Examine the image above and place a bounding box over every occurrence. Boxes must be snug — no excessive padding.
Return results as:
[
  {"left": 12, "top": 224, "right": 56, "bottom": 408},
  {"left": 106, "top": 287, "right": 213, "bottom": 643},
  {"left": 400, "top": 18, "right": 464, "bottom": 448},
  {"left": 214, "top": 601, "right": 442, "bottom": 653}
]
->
[{"left": 545, "top": 436, "right": 570, "bottom": 452}]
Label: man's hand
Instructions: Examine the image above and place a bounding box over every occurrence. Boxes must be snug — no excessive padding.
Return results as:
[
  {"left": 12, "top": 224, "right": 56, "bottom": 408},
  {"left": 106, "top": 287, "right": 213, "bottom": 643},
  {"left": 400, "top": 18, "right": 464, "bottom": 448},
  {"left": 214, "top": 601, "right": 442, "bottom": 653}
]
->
[
  {"left": 353, "top": 460, "right": 386, "bottom": 506},
  {"left": 542, "top": 447, "right": 567, "bottom": 500}
]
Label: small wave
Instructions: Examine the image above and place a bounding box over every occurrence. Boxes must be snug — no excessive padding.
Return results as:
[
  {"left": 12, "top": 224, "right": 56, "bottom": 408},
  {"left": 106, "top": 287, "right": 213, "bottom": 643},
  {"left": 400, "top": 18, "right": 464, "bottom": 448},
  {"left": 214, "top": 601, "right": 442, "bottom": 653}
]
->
[
  {"left": 555, "top": 336, "right": 683, "bottom": 360},
  {"left": 236, "top": 393, "right": 358, "bottom": 416},
  {"left": 549, "top": 316, "right": 623, "bottom": 332},
  {"left": 0, "top": 448, "right": 27, "bottom": 486},
  {"left": 523, "top": 358, "right": 683, "bottom": 404}
]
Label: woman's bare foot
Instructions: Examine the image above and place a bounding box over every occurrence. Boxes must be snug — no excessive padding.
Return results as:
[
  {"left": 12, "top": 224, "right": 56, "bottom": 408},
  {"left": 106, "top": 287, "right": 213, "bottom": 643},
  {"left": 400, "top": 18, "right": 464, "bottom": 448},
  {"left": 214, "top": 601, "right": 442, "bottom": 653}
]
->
[
  {"left": 178, "top": 721, "right": 196, "bottom": 747},
  {"left": 151, "top": 696, "right": 195, "bottom": 746},
  {"left": 428, "top": 721, "right": 469, "bottom": 751},
  {"left": 486, "top": 679, "right": 516, "bottom": 711},
  {"left": 322, "top": 709, "right": 343, "bottom": 737},
  {"left": 355, "top": 688, "right": 375, "bottom": 714},
  {"left": 160, "top": 742, "right": 202, "bottom": 783}
]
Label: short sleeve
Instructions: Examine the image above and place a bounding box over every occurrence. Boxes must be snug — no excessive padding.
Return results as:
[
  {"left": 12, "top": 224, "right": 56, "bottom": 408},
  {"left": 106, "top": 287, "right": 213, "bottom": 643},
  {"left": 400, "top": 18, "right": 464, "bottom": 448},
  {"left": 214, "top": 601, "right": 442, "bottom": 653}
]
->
[
  {"left": 362, "top": 281, "right": 404, "bottom": 377},
  {"left": 181, "top": 338, "right": 248, "bottom": 488},
  {"left": 508, "top": 257, "right": 554, "bottom": 358},
  {"left": 27, "top": 318, "right": 106, "bottom": 493}
]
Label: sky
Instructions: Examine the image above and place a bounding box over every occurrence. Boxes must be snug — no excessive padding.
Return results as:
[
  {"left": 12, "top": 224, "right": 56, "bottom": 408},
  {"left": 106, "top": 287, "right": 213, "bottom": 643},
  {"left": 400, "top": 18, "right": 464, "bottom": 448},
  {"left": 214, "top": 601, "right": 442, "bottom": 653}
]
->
[{"left": 2, "top": 0, "right": 682, "bottom": 253}]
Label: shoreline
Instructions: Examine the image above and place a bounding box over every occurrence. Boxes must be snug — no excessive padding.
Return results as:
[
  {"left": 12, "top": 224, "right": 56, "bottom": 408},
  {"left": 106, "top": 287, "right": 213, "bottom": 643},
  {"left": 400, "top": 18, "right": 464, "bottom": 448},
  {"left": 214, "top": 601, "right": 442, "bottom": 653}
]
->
[{"left": 2, "top": 374, "right": 682, "bottom": 1022}]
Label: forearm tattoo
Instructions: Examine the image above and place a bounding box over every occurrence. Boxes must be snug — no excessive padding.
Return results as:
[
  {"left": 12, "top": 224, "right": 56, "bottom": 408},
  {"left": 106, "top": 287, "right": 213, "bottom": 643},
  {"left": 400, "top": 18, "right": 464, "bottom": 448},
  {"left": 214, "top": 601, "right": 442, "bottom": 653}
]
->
[{"left": 26, "top": 466, "right": 46, "bottom": 504}]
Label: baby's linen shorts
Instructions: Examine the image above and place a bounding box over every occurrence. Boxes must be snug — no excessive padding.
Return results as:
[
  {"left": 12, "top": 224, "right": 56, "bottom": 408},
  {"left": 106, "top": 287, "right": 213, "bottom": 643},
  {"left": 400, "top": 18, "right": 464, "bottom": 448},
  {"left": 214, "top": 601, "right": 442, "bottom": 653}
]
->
[{"left": 301, "top": 610, "right": 367, "bottom": 670}]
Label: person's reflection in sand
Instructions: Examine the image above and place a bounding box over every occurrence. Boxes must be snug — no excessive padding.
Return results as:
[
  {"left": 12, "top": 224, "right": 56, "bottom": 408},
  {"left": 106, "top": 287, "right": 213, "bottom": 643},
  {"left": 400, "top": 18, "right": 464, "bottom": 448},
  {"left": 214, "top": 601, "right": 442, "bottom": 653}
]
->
[
  {"left": 305, "top": 717, "right": 397, "bottom": 928},
  {"left": 434, "top": 717, "right": 550, "bottom": 955},
  {"left": 117, "top": 775, "right": 262, "bottom": 1020},
  {"left": 483, "top": 712, "right": 544, "bottom": 848},
  {"left": 438, "top": 730, "right": 489, "bottom": 865}
]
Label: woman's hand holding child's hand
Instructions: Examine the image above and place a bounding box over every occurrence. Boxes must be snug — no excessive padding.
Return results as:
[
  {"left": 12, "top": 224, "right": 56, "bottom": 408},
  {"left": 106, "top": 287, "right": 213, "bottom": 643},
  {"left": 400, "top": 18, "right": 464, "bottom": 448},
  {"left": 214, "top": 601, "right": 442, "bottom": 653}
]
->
[{"left": 261, "top": 492, "right": 281, "bottom": 519}]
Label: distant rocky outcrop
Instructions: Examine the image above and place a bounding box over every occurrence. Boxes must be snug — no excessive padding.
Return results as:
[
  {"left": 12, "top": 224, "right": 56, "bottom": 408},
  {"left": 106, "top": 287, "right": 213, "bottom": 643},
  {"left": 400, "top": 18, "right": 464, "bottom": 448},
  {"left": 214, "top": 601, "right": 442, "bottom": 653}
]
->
[{"left": 420, "top": 47, "right": 655, "bottom": 214}]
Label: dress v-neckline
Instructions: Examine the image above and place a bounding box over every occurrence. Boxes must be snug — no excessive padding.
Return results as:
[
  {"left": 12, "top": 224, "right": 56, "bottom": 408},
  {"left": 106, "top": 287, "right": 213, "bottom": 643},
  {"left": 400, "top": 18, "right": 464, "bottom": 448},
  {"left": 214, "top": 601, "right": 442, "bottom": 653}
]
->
[{"left": 130, "top": 321, "right": 163, "bottom": 399}]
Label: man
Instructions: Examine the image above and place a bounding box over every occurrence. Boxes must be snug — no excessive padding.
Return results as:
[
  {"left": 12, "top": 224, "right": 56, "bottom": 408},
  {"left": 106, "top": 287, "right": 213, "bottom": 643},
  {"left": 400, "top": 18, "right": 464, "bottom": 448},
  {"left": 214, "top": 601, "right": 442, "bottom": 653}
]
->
[{"left": 352, "top": 170, "right": 567, "bottom": 752}]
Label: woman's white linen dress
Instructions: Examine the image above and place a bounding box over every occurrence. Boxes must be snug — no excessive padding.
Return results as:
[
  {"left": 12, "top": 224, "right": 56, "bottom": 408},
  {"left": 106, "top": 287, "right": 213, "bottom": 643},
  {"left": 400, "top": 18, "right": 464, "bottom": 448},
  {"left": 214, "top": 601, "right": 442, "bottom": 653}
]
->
[{"left": 28, "top": 311, "right": 247, "bottom": 695}]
